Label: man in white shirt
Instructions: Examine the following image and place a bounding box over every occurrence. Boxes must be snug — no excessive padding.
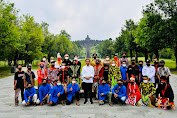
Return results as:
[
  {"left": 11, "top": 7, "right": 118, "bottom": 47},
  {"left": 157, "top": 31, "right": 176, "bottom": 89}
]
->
[
  {"left": 81, "top": 59, "right": 95, "bottom": 104},
  {"left": 142, "top": 59, "right": 155, "bottom": 84}
]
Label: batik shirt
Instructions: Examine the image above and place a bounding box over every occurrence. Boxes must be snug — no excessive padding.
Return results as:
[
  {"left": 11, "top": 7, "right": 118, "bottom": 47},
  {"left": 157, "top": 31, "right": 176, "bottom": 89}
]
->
[
  {"left": 139, "top": 82, "right": 156, "bottom": 96},
  {"left": 108, "top": 66, "right": 122, "bottom": 80}
]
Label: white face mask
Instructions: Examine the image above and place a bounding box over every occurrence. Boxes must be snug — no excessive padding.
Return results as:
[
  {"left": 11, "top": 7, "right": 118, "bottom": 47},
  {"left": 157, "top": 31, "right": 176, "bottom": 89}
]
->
[
  {"left": 112, "top": 63, "right": 115, "bottom": 67},
  {"left": 57, "top": 83, "right": 61, "bottom": 86},
  {"left": 61, "top": 66, "right": 65, "bottom": 69},
  {"left": 143, "top": 80, "right": 148, "bottom": 83},
  {"left": 72, "top": 81, "right": 76, "bottom": 84},
  {"left": 74, "top": 57, "right": 78, "bottom": 60},
  {"left": 65, "top": 57, "right": 69, "bottom": 60},
  {"left": 42, "top": 58, "right": 46, "bottom": 61},
  {"left": 122, "top": 64, "right": 126, "bottom": 67},
  {"left": 106, "top": 58, "right": 109, "bottom": 61}
]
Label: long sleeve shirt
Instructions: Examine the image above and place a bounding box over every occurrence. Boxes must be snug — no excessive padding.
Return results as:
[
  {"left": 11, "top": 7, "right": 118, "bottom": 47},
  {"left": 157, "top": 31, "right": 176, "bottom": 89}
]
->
[
  {"left": 142, "top": 65, "right": 155, "bottom": 83},
  {"left": 98, "top": 84, "right": 110, "bottom": 101},
  {"left": 139, "top": 82, "right": 156, "bottom": 96},
  {"left": 50, "top": 85, "right": 64, "bottom": 103},
  {"left": 37, "top": 68, "right": 47, "bottom": 84},
  {"left": 81, "top": 65, "right": 94, "bottom": 83},
  {"left": 39, "top": 83, "right": 51, "bottom": 103},
  {"left": 24, "top": 87, "right": 37, "bottom": 102},
  {"left": 127, "top": 83, "right": 140, "bottom": 97},
  {"left": 112, "top": 84, "right": 127, "bottom": 98},
  {"left": 67, "top": 83, "right": 80, "bottom": 101}
]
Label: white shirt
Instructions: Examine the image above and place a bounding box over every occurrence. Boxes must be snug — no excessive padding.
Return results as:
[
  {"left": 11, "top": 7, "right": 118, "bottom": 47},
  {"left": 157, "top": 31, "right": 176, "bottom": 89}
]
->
[
  {"left": 81, "top": 65, "right": 95, "bottom": 83},
  {"left": 142, "top": 65, "right": 155, "bottom": 83}
]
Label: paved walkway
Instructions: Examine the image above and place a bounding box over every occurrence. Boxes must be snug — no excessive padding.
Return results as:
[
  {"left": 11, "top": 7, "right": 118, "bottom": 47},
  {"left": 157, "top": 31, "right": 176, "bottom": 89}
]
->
[{"left": 0, "top": 70, "right": 177, "bottom": 118}]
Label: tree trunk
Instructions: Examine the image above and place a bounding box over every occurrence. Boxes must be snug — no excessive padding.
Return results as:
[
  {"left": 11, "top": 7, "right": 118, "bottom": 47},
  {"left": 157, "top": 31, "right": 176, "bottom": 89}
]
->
[
  {"left": 130, "top": 49, "right": 133, "bottom": 59},
  {"left": 154, "top": 49, "right": 159, "bottom": 60},
  {"left": 145, "top": 48, "right": 148, "bottom": 61},
  {"left": 135, "top": 51, "right": 138, "bottom": 63}
]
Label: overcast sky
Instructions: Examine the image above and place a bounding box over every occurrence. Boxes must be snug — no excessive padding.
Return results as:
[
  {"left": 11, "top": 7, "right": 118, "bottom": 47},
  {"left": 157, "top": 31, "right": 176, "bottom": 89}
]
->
[{"left": 10, "top": 0, "right": 152, "bottom": 41}]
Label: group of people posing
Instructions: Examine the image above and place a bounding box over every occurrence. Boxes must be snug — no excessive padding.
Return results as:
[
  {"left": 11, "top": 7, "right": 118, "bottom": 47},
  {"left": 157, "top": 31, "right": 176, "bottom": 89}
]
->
[{"left": 14, "top": 52, "right": 175, "bottom": 110}]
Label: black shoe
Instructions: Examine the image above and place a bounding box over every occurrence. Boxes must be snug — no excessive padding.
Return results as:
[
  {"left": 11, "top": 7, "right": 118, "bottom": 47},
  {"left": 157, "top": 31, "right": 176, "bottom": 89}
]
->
[
  {"left": 84, "top": 100, "right": 87, "bottom": 104},
  {"left": 90, "top": 101, "right": 93, "bottom": 104}
]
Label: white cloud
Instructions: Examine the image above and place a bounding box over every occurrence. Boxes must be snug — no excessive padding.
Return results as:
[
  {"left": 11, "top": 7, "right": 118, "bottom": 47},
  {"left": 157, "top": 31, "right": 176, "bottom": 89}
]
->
[{"left": 10, "top": 0, "right": 152, "bottom": 41}]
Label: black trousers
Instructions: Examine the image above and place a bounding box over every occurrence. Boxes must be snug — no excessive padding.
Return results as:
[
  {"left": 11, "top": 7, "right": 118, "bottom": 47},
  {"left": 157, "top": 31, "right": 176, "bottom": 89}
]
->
[
  {"left": 111, "top": 94, "right": 125, "bottom": 104},
  {"left": 66, "top": 92, "right": 80, "bottom": 105},
  {"left": 82, "top": 82, "right": 93, "bottom": 102}
]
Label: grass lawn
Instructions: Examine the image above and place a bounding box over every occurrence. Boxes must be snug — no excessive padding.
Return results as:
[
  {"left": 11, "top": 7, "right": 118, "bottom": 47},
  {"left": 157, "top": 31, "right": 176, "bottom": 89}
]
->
[{"left": 0, "top": 67, "right": 13, "bottom": 79}]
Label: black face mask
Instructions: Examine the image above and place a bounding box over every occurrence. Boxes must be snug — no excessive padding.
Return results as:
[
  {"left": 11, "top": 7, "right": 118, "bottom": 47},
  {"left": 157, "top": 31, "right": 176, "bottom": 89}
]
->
[
  {"left": 94, "top": 57, "right": 96, "bottom": 59},
  {"left": 43, "top": 83, "right": 47, "bottom": 85},
  {"left": 73, "top": 63, "right": 76, "bottom": 65},
  {"left": 51, "top": 65, "right": 55, "bottom": 67},
  {"left": 160, "top": 65, "right": 164, "bottom": 67},
  {"left": 19, "top": 68, "right": 22, "bottom": 71},
  {"left": 118, "top": 83, "right": 122, "bottom": 86},
  {"left": 28, "top": 87, "right": 32, "bottom": 89},
  {"left": 102, "top": 83, "right": 106, "bottom": 85},
  {"left": 132, "top": 62, "right": 135, "bottom": 65},
  {"left": 154, "top": 61, "right": 158, "bottom": 64},
  {"left": 139, "top": 64, "right": 143, "bottom": 67},
  {"left": 161, "top": 83, "right": 166, "bottom": 89},
  {"left": 147, "top": 64, "right": 150, "bottom": 66},
  {"left": 123, "top": 56, "right": 126, "bottom": 58},
  {"left": 28, "top": 68, "right": 31, "bottom": 71},
  {"left": 96, "top": 63, "right": 99, "bottom": 65},
  {"left": 130, "top": 82, "right": 134, "bottom": 84}
]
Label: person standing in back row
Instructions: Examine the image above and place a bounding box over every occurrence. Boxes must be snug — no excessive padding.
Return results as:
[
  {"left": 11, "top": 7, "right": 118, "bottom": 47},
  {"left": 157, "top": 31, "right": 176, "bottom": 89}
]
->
[
  {"left": 120, "top": 52, "right": 129, "bottom": 67},
  {"left": 157, "top": 60, "right": 171, "bottom": 84},
  {"left": 126, "top": 58, "right": 141, "bottom": 86},
  {"left": 14, "top": 64, "right": 25, "bottom": 106},
  {"left": 81, "top": 59, "right": 95, "bottom": 104}
]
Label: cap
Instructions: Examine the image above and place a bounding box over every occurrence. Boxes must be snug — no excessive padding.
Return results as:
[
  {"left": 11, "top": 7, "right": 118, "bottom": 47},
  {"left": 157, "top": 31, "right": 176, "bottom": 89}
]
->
[
  {"left": 146, "top": 59, "right": 150, "bottom": 63},
  {"left": 160, "top": 60, "right": 165, "bottom": 63},
  {"left": 27, "top": 64, "right": 32, "bottom": 67}
]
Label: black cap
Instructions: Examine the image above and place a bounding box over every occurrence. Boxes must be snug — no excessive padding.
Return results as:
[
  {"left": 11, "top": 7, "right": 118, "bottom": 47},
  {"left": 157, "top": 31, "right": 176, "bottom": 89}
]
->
[
  {"left": 160, "top": 60, "right": 165, "bottom": 63},
  {"left": 146, "top": 59, "right": 150, "bottom": 63}
]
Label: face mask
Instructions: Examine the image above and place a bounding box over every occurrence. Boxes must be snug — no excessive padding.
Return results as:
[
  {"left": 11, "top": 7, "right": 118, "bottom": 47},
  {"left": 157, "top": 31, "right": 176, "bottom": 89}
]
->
[
  {"left": 114, "top": 57, "right": 118, "bottom": 60},
  {"left": 102, "top": 83, "right": 106, "bottom": 85},
  {"left": 132, "top": 62, "right": 135, "bottom": 65},
  {"left": 57, "top": 58, "right": 61, "bottom": 61},
  {"left": 130, "top": 82, "right": 134, "bottom": 84},
  {"left": 139, "top": 64, "right": 143, "bottom": 67},
  {"left": 51, "top": 65, "right": 55, "bottom": 67},
  {"left": 147, "top": 64, "right": 150, "bottom": 66},
  {"left": 72, "top": 81, "right": 76, "bottom": 84},
  {"left": 106, "top": 58, "right": 109, "bottom": 61},
  {"left": 154, "top": 61, "right": 158, "bottom": 64},
  {"left": 61, "top": 66, "right": 65, "bottom": 69},
  {"left": 73, "top": 63, "right": 76, "bottom": 65},
  {"left": 42, "top": 58, "right": 46, "bottom": 61},
  {"left": 123, "top": 56, "right": 126, "bottom": 58},
  {"left": 65, "top": 57, "right": 69, "bottom": 60},
  {"left": 122, "top": 64, "right": 126, "bottom": 67},
  {"left": 18, "top": 68, "right": 22, "bottom": 71},
  {"left": 43, "top": 83, "right": 47, "bottom": 85},
  {"left": 160, "top": 65, "right": 164, "bottom": 67},
  {"left": 118, "top": 83, "right": 122, "bottom": 86},
  {"left": 112, "top": 64, "right": 115, "bottom": 67},
  {"left": 143, "top": 80, "right": 148, "bottom": 83},
  {"left": 28, "top": 87, "right": 32, "bottom": 89},
  {"left": 94, "top": 57, "right": 96, "bottom": 59},
  {"left": 57, "top": 83, "right": 61, "bottom": 86},
  {"left": 74, "top": 57, "right": 78, "bottom": 60},
  {"left": 161, "top": 83, "right": 166, "bottom": 89},
  {"left": 96, "top": 63, "right": 99, "bottom": 65},
  {"left": 40, "top": 65, "right": 44, "bottom": 68},
  {"left": 28, "top": 68, "right": 31, "bottom": 71}
]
